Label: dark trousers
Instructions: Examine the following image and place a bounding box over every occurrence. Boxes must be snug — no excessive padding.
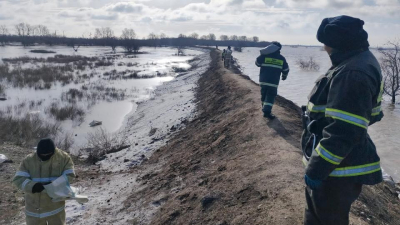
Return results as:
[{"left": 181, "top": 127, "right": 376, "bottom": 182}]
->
[
  {"left": 304, "top": 180, "right": 362, "bottom": 225},
  {"left": 261, "top": 86, "right": 277, "bottom": 114}
]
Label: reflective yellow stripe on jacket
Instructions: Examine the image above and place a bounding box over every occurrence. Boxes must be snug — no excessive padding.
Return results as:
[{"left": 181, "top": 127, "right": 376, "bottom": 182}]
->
[
  {"left": 307, "top": 102, "right": 326, "bottom": 113},
  {"left": 371, "top": 106, "right": 381, "bottom": 116},
  {"left": 315, "top": 143, "right": 343, "bottom": 165},
  {"left": 307, "top": 102, "right": 382, "bottom": 118},
  {"left": 261, "top": 58, "right": 284, "bottom": 69},
  {"left": 325, "top": 108, "right": 369, "bottom": 129},
  {"left": 302, "top": 156, "right": 381, "bottom": 177}
]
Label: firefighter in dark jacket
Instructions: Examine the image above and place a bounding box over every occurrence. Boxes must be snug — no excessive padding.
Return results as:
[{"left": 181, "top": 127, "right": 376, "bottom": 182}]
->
[
  {"left": 255, "top": 42, "right": 289, "bottom": 119},
  {"left": 302, "top": 15, "right": 384, "bottom": 225}
]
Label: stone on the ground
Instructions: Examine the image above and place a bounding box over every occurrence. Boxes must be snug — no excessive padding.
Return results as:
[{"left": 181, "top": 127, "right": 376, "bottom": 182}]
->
[{"left": 0, "top": 154, "right": 12, "bottom": 163}]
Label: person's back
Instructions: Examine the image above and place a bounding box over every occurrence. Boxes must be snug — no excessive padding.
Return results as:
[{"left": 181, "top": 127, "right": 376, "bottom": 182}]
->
[
  {"left": 255, "top": 42, "right": 289, "bottom": 119},
  {"left": 224, "top": 46, "right": 233, "bottom": 68},
  {"left": 256, "top": 44, "right": 289, "bottom": 86}
]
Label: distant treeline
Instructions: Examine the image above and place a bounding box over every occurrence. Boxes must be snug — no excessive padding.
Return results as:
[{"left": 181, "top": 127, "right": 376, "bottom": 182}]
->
[{"left": 0, "top": 24, "right": 271, "bottom": 52}]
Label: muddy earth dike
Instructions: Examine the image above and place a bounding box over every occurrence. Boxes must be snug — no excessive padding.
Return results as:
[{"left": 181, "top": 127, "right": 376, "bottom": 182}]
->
[
  {"left": 123, "top": 49, "right": 400, "bottom": 225},
  {"left": 1, "top": 49, "right": 400, "bottom": 225}
]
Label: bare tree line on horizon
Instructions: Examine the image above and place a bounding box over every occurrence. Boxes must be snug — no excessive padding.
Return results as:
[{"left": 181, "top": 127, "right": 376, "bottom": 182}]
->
[{"left": 0, "top": 23, "right": 267, "bottom": 51}]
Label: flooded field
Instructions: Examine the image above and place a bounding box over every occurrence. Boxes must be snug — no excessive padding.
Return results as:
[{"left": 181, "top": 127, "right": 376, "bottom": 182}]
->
[
  {"left": 234, "top": 46, "right": 400, "bottom": 182},
  {"left": 0, "top": 45, "right": 203, "bottom": 152}
]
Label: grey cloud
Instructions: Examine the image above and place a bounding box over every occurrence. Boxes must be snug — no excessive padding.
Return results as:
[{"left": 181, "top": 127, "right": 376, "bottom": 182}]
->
[
  {"left": 277, "top": 21, "right": 289, "bottom": 28},
  {"left": 1, "top": 0, "right": 28, "bottom": 4},
  {"left": 262, "top": 0, "right": 275, "bottom": 4},
  {"left": 0, "top": 14, "right": 12, "bottom": 20},
  {"left": 137, "top": 0, "right": 210, "bottom": 9},
  {"left": 33, "top": 0, "right": 48, "bottom": 4},
  {"left": 140, "top": 17, "right": 153, "bottom": 23},
  {"left": 58, "top": 11, "right": 83, "bottom": 18},
  {"left": 107, "top": 3, "right": 143, "bottom": 13},
  {"left": 91, "top": 13, "right": 118, "bottom": 20},
  {"left": 228, "top": 0, "right": 244, "bottom": 5},
  {"left": 170, "top": 15, "right": 193, "bottom": 22},
  {"left": 328, "top": 0, "right": 356, "bottom": 9}
]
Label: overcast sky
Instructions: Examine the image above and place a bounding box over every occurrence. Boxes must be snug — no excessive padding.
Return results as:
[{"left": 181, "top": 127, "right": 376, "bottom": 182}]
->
[{"left": 0, "top": 0, "right": 399, "bottom": 46}]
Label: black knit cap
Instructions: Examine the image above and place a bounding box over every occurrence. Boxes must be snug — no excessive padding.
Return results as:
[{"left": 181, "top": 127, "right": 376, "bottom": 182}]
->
[
  {"left": 37, "top": 138, "right": 55, "bottom": 155},
  {"left": 317, "top": 15, "right": 369, "bottom": 51}
]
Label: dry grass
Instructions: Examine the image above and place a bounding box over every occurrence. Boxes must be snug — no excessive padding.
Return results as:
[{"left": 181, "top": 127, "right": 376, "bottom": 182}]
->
[
  {"left": 85, "top": 127, "right": 131, "bottom": 163},
  {"left": 0, "top": 84, "right": 5, "bottom": 95},
  {"left": 47, "top": 102, "right": 85, "bottom": 121},
  {"left": 0, "top": 64, "right": 74, "bottom": 89},
  {"left": 103, "top": 69, "right": 158, "bottom": 80},
  {"left": 54, "top": 132, "right": 74, "bottom": 153},
  {"left": 61, "top": 85, "right": 126, "bottom": 105},
  {"left": 0, "top": 112, "right": 61, "bottom": 147},
  {"left": 95, "top": 59, "right": 114, "bottom": 67},
  {"left": 296, "top": 57, "right": 320, "bottom": 71},
  {"left": 47, "top": 55, "right": 97, "bottom": 64}
]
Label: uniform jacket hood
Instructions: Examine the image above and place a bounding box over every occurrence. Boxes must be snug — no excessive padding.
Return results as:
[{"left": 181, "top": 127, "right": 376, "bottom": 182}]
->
[{"left": 260, "top": 44, "right": 280, "bottom": 55}]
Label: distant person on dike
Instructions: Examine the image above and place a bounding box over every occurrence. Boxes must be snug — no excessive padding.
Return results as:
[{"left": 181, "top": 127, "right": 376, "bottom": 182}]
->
[
  {"left": 302, "top": 15, "right": 384, "bottom": 225},
  {"left": 222, "top": 49, "right": 226, "bottom": 61},
  {"left": 255, "top": 41, "right": 289, "bottom": 119},
  {"left": 13, "top": 138, "right": 75, "bottom": 225},
  {"left": 224, "top": 46, "right": 233, "bottom": 68}
]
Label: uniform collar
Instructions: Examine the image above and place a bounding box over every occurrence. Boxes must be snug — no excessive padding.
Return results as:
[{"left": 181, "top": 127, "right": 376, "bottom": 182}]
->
[{"left": 329, "top": 48, "right": 368, "bottom": 66}]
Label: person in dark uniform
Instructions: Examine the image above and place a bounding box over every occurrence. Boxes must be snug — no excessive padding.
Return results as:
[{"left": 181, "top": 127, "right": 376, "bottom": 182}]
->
[
  {"left": 255, "top": 42, "right": 289, "bottom": 119},
  {"left": 302, "top": 15, "right": 384, "bottom": 225}
]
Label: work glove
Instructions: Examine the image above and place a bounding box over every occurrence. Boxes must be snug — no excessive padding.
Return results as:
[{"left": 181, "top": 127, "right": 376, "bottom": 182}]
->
[
  {"left": 32, "top": 183, "right": 45, "bottom": 193},
  {"left": 304, "top": 174, "right": 322, "bottom": 190},
  {"left": 282, "top": 76, "right": 287, "bottom": 81}
]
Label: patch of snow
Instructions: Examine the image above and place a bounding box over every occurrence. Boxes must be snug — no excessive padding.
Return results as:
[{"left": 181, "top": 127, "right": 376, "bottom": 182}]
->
[{"left": 0, "top": 154, "right": 9, "bottom": 163}]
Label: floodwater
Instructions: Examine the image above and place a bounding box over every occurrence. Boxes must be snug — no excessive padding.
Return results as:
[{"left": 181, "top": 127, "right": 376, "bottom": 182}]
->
[
  {"left": 0, "top": 45, "right": 202, "bottom": 149},
  {"left": 234, "top": 46, "right": 400, "bottom": 182}
]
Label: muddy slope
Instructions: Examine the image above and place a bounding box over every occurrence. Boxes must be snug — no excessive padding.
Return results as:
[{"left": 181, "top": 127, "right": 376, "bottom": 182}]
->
[{"left": 124, "top": 49, "right": 400, "bottom": 225}]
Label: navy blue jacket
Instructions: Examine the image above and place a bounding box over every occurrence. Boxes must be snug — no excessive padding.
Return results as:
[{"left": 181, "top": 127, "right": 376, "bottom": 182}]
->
[
  {"left": 302, "top": 49, "right": 384, "bottom": 185},
  {"left": 255, "top": 44, "right": 289, "bottom": 88}
]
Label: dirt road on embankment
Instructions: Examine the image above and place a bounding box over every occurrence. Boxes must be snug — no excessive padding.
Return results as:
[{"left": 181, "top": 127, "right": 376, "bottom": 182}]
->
[{"left": 124, "top": 49, "right": 400, "bottom": 225}]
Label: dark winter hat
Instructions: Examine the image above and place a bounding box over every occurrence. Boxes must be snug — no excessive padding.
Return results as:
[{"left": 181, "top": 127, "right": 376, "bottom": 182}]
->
[
  {"left": 37, "top": 138, "right": 56, "bottom": 155},
  {"left": 317, "top": 15, "right": 369, "bottom": 51},
  {"left": 271, "top": 41, "right": 282, "bottom": 50}
]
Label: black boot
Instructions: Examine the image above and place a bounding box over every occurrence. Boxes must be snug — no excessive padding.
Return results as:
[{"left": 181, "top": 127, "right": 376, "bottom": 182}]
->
[{"left": 264, "top": 113, "right": 276, "bottom": 120}]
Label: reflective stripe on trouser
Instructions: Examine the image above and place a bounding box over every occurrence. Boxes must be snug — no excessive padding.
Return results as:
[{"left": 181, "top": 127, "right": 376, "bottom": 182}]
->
[
  {"left": 26, "top": 208, "right": 66, "bottom": 225},
  {"left": 261, "top": 86, "right": 276, "bottom": 114},
  {"left": 26, "top": 206, "right": 65, "bottom": 218},
  {"left": 304, "top": 180, "right": 362, "bottom": 225}
]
